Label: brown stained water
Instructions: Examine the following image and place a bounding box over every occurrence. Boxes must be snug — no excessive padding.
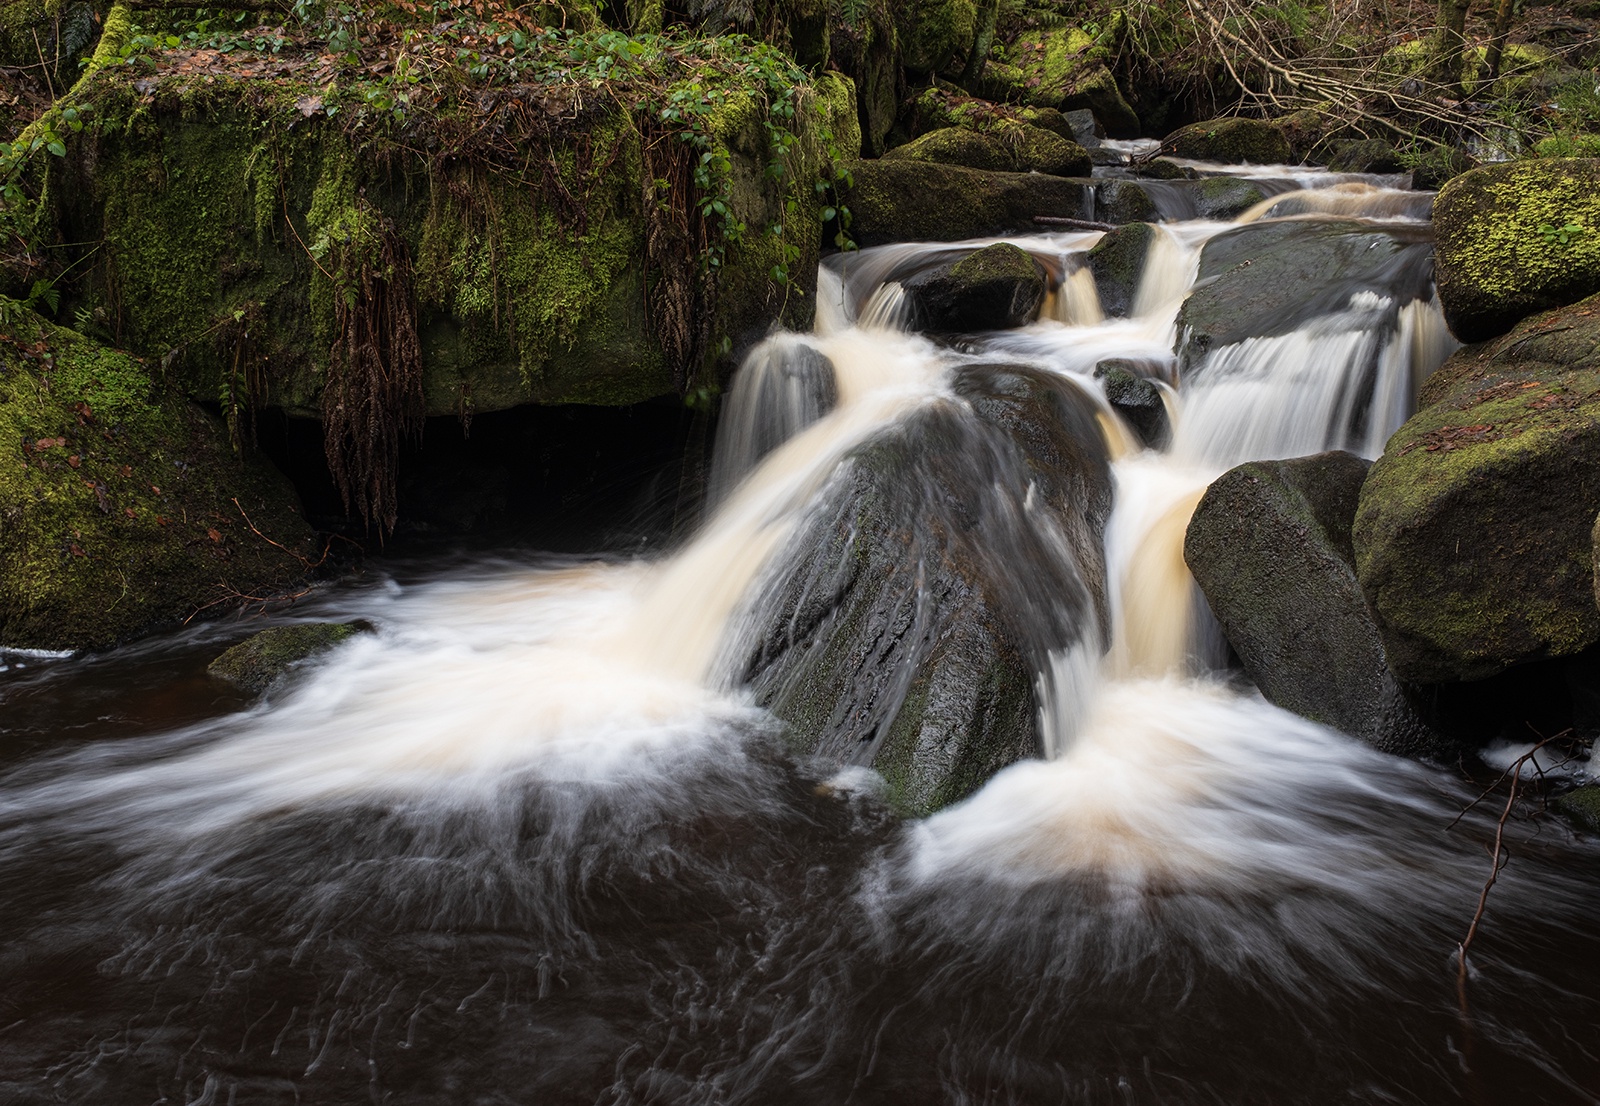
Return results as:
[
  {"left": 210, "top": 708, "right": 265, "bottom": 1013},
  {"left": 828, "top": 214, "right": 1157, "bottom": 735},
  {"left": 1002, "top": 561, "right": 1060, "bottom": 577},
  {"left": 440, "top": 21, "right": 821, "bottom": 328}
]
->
[{"left": 2, "top": 165, "right": 1599, "bottom": 1105}]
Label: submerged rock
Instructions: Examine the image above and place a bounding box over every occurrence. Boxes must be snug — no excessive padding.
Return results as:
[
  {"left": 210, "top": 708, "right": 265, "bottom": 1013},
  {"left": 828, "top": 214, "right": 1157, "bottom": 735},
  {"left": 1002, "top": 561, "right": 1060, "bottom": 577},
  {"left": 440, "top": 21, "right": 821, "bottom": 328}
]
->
[
  {"left": 208, "top": 622, "right": 365, "bottom": 694},
  {"left": 1354, "top": 293, "right": 1600, "bottom": 682},
  {"left": 1161, "top": 117, "right": 1290, "bottom": 164},
  {"left": 1433, "top": 158, "right": 1600, "bottom": 342},
  {"left": 0, "top": 314, "right": 316, "bottom": 651},
  {"left": 1086, "top": 222, "right": 1155, "bottom": 317},
  {"left": 1093, "top": 359, "right": 1167, "bottom": 447},
  {"left": 905, "top": 243, "right": 1047, "bottom": 333},
  {"left": 737, "top": 365, "right": 1112, "bottom": 816},
  {"left": 1178, "top": 219, "right": 1434, "bottom": 364},
  {"left": 1185, "top": 452, "right": 1443, "bottom": 756},
  {"left": 838, "top": 159, "right": 1088, "bottom": 246}
]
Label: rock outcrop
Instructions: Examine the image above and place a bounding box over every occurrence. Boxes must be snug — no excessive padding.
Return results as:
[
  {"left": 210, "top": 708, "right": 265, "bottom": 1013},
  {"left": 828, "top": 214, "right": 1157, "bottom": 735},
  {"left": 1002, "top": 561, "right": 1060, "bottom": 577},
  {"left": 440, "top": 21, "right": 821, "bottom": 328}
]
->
[
  {"left": 1354, "top": 292, "right": 1600, "bottom": 682},
  {"left": 0, "top": 314, "right": 316, "bottom": 651}
]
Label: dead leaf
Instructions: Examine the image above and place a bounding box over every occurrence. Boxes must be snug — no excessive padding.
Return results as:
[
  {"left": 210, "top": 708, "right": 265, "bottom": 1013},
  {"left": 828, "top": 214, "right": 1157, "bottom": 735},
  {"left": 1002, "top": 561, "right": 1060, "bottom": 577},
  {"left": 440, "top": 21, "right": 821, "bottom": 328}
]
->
[{"left": 296, "top": 94, "right": 323, "bottom": 117}]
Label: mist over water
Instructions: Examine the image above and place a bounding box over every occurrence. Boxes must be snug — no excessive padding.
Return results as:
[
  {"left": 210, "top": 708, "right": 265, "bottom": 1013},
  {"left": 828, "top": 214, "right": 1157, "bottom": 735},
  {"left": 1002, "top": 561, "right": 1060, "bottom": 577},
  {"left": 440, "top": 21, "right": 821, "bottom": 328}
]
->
[{"left": 2, "top": 170, "right": 1598, "bottom": 1105}]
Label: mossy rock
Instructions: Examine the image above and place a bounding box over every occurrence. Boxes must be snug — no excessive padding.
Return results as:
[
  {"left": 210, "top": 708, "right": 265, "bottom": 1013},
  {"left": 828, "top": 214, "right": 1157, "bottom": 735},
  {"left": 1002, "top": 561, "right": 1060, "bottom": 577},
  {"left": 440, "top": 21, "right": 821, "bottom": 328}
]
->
[
  {"left": 999, "top": 123, "right": 1092, "bottom": 177},
  {"left": 207, "top": 621, "right": 364, "bottom": 694},
  {"left": 1086, "top": 222, "right": 1155, "bottom": 318},
  {"left": 904, "top": 243, "right": 1047, "bottom": 333},
  {"left": 0, "top": 312, "right": 316, "bottom": 652},
  {"left": 1093, "top": 179, "right": 1158, "bottom": 224},
  {"left": 1002, "top": 28, "right": 1140, "bottom": 138},
  {"left": 1185, "top": 452, "right": 1444, "bottom": 756},
  {"left": 835, "top": 158, "right": 1089, "bottom": 246},
  {"left": 895, "top": 0, "right": 977, "bottom": 77},
  {"left": 882, "top": 127, "right": 1013, "bottom": 171},
  {"left": 1553, "top": 784, "right": 1600, "bottom": 833},
  {"left": 739, "top": 364, "right": 1111, "bottom": 816},
  {"left": 1328, "top": 139, "right": 1404, "bottom": 174},
  {"left": 0, "top": 0, "right": 101, "bottom": 74},
  {"left": 1134, "top": 158, "right": 1196, "bottom": 181},
  {"left": 1162, "top": 117, "right": 1291, "bottom": 164},
  {"left": 55, "top": 59, "right": 845, "bottom": 417},
  {"left": 1179, "top": 220, "right": 1434, "bottom": 365},
  {"left": 1433, "top": 159, "right": 1600, "bottom": 342},
  {"left": 1353, "top": 293, "right": 1600, "bottom": 682}
]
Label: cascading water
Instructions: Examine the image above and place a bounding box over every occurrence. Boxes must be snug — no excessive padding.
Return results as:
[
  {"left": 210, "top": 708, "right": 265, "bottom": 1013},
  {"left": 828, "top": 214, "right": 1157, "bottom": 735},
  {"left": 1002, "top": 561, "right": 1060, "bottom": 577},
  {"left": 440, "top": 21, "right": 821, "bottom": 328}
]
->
[{"left": 1, "top": 165, "right": 1597, "bottom": 1106}]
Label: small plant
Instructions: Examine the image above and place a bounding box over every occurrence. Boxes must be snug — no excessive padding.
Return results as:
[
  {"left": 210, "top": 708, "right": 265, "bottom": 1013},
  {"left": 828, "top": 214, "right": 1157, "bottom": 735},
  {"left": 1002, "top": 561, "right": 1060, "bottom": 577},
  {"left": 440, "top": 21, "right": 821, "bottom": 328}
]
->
[
  {"left": 1537, "top": 222, "right": 1585, "bottom": 247},
  {"left": 0, "top": 279, "right": 61, "bottom": 327}
]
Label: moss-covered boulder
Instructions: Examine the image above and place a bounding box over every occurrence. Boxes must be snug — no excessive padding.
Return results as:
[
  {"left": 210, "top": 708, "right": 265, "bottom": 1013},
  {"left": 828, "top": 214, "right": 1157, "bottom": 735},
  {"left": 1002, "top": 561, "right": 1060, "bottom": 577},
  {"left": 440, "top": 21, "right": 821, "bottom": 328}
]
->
[
  {"left": 1086, "top": 222, "right": 1156, "bottom": 318},
  {"left": 1162, "top": 117, "right": 1291, "bottom": 164},
  {"left": 736, "top": 364, "right": 1111, "bottom": 815},
  {"left": 1000, "top": 26, "right": 1140, "bottom": 137},
  {"left": 1433, "top": 159, "right": 1600, "bottom": 342},
  {"left": 882, "top": 124, "right": 1091, "bottom": 178},
  {"left": 0, "top": 312, "right": 316, "bottom": 651},
  {"left": 50, "top": 46, "right": 849, "bottom": 422},
  {"left": 1553, "top": 784, "right": 1600, "bottom": 833},
  {"left": 904, "top": 243, "right": 1047, "bottom": 333},
  {"left": 1410, "top": 145, "right": 1474, "bottom": 192},
  {"left": 1178, "top": 219, "right": 1435, "bottom": 366},
  {"left": 882, "top": 127, "right": 1013, "bottom": 171},
  {"left": 1185, "top": 452, "right": 1443, "bottom": 756},
  {"left": 1353, "top": 293, "right": 1600, "bottom": 682},
  {"left": 1328, "top": 139, "right": 1404, "bottom": 174},
  {"left": 836, "top": 158, "right": 1089, "bottom": 246},
  {"left": 895, "top": 0, "right": 977, "bottom": 77},
  {"left": 207, "top": 621, "right": 363, "bottom": 694}
]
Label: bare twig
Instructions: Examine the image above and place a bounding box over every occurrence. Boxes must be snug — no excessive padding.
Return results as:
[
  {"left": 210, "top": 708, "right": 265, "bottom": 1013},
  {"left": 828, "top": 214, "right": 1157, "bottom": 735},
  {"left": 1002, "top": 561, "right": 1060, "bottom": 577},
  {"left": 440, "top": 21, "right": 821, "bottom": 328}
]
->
[{"left": 1032, "top": 215, "right": 1117, "bottom": 231}]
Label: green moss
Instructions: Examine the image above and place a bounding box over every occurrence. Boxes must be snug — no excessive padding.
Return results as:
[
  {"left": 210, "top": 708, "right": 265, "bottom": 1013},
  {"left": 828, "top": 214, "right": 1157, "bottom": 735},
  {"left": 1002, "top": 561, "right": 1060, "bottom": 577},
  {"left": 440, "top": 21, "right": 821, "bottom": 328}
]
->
[
  {"left": 1553, "top": 784, "right": 1600, "bottom": 833},
  {"left": 896, "top": 0, "right": 977, "bottom": 76},
  {"left": 0, "top": 311, "right": 314, "bottom": 651},
  {"left": 883, "top": 126, "right": 1012, "bottom": 171},
  {"left": 207, "top": 621, "right": 361, "bottom": 693},
  {"left": 1165, "top": 117, "right": 1291, "bottom": 164},
  {"left": 1536, "top": 134, "right": 1600, "bottom": 159}
]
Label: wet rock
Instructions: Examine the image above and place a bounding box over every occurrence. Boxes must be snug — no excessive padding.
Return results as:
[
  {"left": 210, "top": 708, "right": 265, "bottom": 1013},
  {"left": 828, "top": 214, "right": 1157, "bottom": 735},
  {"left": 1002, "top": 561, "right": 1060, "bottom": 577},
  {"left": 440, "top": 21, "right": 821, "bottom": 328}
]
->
[
  {"left": 1093, "top": 360, "right": 1167, "bottom": 447},
  {"left": 208, "top": 622, "right": 365, "bottom": 694},
  {"left": 1185, "top": 452, "right": 1445, "bottom": 757},
  {"left": 1327, "top": 139, "right": 1405, "bottom": 174},
  {"left": 1094, "top": 179, "right": 1158, "bottom": 224},
  {"left": 1433, "top": 158, "right": 1600, "bottom": 342},
  {"left": 1191, "top": 176, "right": 1271, "bottom": 220},
  {"left": 738, "top": 365, "right": 1112, "bottom": 816},
  {"left": 1178, "top": 219, "right": 1434, "bottom": 363},
  {"left": 0, "top": 314, "right": 317, "bottom": 652},
  {"left": 905, "top": 243, "right": 1047, "bottom": 333},
  {"left": 1134, "top": 158, "right": 1197, "bottom": 181},
  {"left": 1162, "top": 117, "right": 1290, "bottom": 164},
  {"left": 837, "top": 159, "right": 1089, "bottom": 246},
  {"left": 1553, "top": 784, "right": 1600, "bottom": 833},
  {"left": 1086, "top": 222, "right": 1155, "bottom": 318},
  {"left": 1061, "top": 108, "right": 1102, "bottom": 147},
  {"left": 1353, "top": 293, "right": 1600, "bottom": 682}
]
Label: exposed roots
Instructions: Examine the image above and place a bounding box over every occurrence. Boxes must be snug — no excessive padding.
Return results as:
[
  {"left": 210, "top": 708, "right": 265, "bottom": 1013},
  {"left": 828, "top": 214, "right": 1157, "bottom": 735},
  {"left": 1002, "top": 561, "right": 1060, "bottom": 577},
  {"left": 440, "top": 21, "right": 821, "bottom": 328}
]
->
[{"left": 321, "top": 215, "right": 423, "bottom": 539}]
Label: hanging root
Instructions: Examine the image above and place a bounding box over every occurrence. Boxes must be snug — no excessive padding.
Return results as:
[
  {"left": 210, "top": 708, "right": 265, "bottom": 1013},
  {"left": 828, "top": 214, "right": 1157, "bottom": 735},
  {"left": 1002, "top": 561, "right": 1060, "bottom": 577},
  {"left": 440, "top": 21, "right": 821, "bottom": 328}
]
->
[
  {"left": 321, "top": 215, "right": 424, "bottom": 539},
  {"left": 641, "top": 123, "right": 714, "bottom": 391}
]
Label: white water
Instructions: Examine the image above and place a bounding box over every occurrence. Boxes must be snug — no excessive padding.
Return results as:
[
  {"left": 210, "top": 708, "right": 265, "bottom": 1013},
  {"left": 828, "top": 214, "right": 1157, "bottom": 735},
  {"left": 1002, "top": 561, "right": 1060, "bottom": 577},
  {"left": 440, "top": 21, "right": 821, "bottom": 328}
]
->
[{"left": 0, "top": 167, "right": 1497, "bottom": 908}]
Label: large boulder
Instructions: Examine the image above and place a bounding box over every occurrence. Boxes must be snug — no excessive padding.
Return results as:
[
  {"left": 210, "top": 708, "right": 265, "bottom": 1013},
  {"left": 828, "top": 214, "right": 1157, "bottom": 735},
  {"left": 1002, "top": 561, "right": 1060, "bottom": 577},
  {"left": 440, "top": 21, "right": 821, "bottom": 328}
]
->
[
  {"left": 1178, "top": 219, "right": 1435, "bottom": 365},
  {"left": 904, "top": 243, "right": 1047, "bottom": 333},
  {"left": 1161, "top": 117, "right": 1291, "bottom": 164},
  {"left": 1433, "top": 158, "right": 1600, "bottom": 342},
  {"left": 0, "top": 314, "right": 316, "bottom": 651},
  {"left": 1086, "top": 222, "right": 1156, "bottom": 318},
  {"left": 1185, "top": 452, "right": 1442, "bottom": 756},
  {"left": 882, "top": 124, "right": 1091, "bottom": 178},
  {"left": 895, "top": 0, "right": 977, "bottom": 77},
  {"left": 1353, "top": 293, "right": 1600, "bottom": 682},
  {"left": 998, "top": 27, "right": 1140, "bottom": 137},
  {"left": 836, "top": 159, "right": 1089, "bottom": 246},
  {"left": 736, "top": 365, "right": 1112, "bottom": 815}
]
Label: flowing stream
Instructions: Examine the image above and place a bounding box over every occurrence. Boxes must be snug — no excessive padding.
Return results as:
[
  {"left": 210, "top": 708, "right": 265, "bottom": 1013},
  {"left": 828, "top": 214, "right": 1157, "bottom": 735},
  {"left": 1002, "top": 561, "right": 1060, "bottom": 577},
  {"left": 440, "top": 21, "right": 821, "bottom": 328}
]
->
[{"left": 2, "top": 165, "right": 1599, "bottom": 1105}]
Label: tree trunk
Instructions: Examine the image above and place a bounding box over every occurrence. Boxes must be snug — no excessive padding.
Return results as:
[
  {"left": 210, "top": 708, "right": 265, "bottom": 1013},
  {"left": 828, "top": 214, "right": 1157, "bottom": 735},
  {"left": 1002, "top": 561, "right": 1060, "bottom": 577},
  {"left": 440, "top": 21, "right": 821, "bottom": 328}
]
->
[
  {"left": 1430, "top": 0, "right": 1472, "bottom": 98},
  {"left": 1484, "top": 0, "right": 1516, "bottom": 82}
]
